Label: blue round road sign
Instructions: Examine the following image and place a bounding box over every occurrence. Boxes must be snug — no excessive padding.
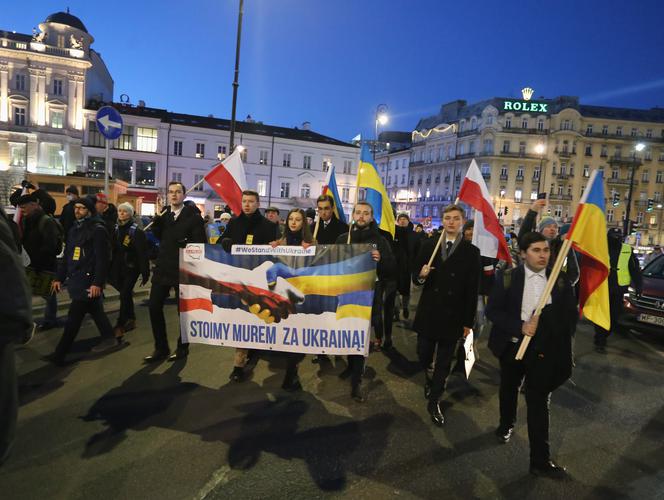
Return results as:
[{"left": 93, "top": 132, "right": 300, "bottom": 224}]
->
[{"left": 95, "top": 106, "right": 124, "bottom": 140}]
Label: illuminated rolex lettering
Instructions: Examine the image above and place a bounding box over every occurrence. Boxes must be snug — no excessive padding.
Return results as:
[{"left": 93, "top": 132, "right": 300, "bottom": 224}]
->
[{"left": 503, "top": 101, "right": 548, "bottom": 113}]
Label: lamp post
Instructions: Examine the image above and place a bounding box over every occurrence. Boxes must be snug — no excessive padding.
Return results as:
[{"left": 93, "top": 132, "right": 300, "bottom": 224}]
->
[
  {"left": 623, "top": 142, "right": 645, "bottom": 239},
  {"left": 374, "top": 104, "right": 388, "bottom": 160},
  {"left": 535, "top": 142, "right": 545, "bottom": 195}
]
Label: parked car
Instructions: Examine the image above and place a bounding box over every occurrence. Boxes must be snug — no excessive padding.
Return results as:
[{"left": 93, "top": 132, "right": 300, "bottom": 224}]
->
[{"left": 622, "top": 254, "right": 664, "bottom": 333}]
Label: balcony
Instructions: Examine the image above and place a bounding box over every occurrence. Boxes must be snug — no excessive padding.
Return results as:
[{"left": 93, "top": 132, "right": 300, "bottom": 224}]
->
[
  {"left": 482, "top": 172, "right": 491, "bottom": 180},
  {"left": 456, "top": 152, "right": 476, "bottom": 160},
  {"left": 499, "top": 151, "right": 541, "bottom": 160},
  {"left": 608, "top": 155, "right": 641, "bottom": 166},
  {"left": 500, "top": 174, "right": 508, "bottom": 181},
  {"left": 556, "top": 173, "right": 570, "bottom": 180},
  {"left": 515, "top": 175, "right": 524, "bottom": 182},
  {"left": 548, "top": 193, "right": 573, "bottom": 201},
  {"left": 607, "top": 177, "right": 638, "bottom": 186},
  {"left": 503, "top": 128, "right": 549, "bottom": 135},
  {"left": 555, "top": 149, "right": 574, "bottom": 158},
  {"left": 457, "top": 129, "right": 478, "bottom": 138}
]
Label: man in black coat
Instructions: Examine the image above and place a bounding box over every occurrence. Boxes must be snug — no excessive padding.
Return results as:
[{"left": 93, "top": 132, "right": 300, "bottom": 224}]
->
[
  {"left": 336, "top": 201, "right": 396, "bottom": 402},
  {"left": 17, "top": 193, "right": 63, "bottom": 330},
  {"left": 486, "top": 231, "right": 577, "bottom": 479},
  {"left": 219, "top": 190, "right": 280, "bottom": 382},
  {"left": 59, "top": 185, "right": 79, "bottom": 241},
  {"left": 312, "top": 194, "right": 348, "bottom": 244},
  {"left": 10, "top": 181, "right": 56, "bottom": 216},
  {"left": 144, "top": 181, "right": 206, "bottom": 363},
  {"left": 0, "top": 206, "right": 33, "bottom": 466},
  {"left": 394, "top": 213, "right": 417, "bottom": 321},
  {"left": 412, "top": 204, "right": 481, "bottom": 427},
  {"left": 44, "top": 197, "right": 117, "bottom": 365}
]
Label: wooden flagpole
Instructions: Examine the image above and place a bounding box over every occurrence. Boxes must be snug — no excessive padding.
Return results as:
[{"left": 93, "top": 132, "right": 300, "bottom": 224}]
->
[
  {"left": 514, "top": 237, "right": 573, "bottom": 360},
  {"left": 312, "top": 213, "right": 321, "bottom": 241}
]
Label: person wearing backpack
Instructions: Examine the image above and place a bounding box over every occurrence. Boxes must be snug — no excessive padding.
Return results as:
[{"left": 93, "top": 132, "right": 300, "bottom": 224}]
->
[
  {"left": 42, "top": 197, "right": 117, "bottom": 366},
  {"left": 17, "top": 193, "right": 63, "bottom": 331},
  {"left": 109, "top": 202, "right": 150, "bottom": 341}
]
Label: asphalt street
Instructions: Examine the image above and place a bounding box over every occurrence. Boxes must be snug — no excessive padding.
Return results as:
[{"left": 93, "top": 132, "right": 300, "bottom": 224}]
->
[{"left": 2, "top": 293, "right": 664, "bottom": 500}]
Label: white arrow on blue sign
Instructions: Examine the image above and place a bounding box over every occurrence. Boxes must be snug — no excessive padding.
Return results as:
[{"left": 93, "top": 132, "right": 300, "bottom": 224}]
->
[{"left": 95, "top": 106, "right": 123, "bottom": 140}]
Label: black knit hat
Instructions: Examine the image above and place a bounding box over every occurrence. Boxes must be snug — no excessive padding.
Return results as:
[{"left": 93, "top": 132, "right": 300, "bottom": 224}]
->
[
  {"left": 66, "top": 185, "right": 79, "bottom": 196},
  {"left": 74, "top": 196, "right": 96, "bottom": 214},
  {"left": 17, "top": 193, "right": 38, "bottom": 205}
]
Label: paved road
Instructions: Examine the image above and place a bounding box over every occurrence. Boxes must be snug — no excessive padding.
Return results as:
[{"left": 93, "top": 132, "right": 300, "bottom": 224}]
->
[{"left": 2, "top": 295, "right": 664, "bottom": 499}]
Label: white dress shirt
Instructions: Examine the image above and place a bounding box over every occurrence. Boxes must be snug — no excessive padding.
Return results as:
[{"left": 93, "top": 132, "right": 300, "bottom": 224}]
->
[
  {"left": 171, "top": 205, "right": 184, "bottom": 221},
  {"left": 521, "top": 265, "right": 552, "bottom": 321}
]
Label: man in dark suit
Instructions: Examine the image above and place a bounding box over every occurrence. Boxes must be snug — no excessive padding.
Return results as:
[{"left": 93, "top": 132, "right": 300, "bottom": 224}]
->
[
  {"left": 412, "top": 204, "right": 481, "bottom": 427},
  {"left": 486, "top": 231, "right": 577, "bottom": 479},
  {"left": 312, "top": 194, "right": 348, "bottom": 244}
]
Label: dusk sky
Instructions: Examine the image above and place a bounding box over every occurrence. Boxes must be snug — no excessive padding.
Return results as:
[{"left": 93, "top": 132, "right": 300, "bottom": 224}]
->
[{"left": 5, "top": 0, "right": 664, "bottom": 141}]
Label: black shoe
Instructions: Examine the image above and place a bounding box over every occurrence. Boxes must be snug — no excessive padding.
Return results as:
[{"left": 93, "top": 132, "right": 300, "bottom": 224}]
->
[
  {"left": 495, "top": 425, "right": 514, "bottom": 444},
  {"left": 403, "top": 308, "right": 409, "bottom": 319},
  {"left": 168, "top": 349, "right": 189, "bottom": 361},
  {"left": 41, "top": 353, "right": 66, "bottom": 367},
  {"left": 143, "top": 350, "right": 169, "bottom": 363},
  {"left": 338, "top": 367, "right": 352, "bottom": 380},
  {"left": 351, "top": 383, "right": 366, "bottom": 403},
  {"left": 594, "top": 345, "right": 607, "bottom": 354},
  {"left": 282, "top": 374, "right": 302, "bottom": 392},
  {"left": 229, "top": 366, "right": 244, "bottom": 382},
  {"left": 530, "top": 461, "right": 569, "bottom": 479},
  {"left": 37, "top": 322, "right": 58, "bottom": 332},
  {"left": 424, "top": 380, "right": 432, "bottom": 400},
  {"left": 428, "top": 400, "right": 444, "bottom": 427},
  {"left": 382, "top": 340, "right": 393, "bottom": 351}
]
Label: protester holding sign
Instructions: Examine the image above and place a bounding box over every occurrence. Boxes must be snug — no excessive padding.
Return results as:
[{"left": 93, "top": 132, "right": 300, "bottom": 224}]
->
[
  {"left": 486, "top": 231, "right": 577, "bottom": 479},
  {"left": 412, "top": 204, "right": 481, "bottom": 427}
]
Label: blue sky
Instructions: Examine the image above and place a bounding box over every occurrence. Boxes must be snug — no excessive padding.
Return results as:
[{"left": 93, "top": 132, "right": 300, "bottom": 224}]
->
[{"left": 6, "top": 0, "right": 664, "bottom": 141}]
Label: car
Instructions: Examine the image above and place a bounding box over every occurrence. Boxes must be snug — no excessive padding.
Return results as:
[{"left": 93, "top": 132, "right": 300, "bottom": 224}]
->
[{"left": 622, "top": 254, "right": 664, "bottom": 334}]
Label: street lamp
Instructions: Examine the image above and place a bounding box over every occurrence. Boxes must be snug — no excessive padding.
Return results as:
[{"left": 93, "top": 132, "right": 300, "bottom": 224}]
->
[
  {"left": 535, "top": 142, "right": 545, "bottom": 195},
  {"left": 374, "top": 104, "right": 388, "bottom": 160},
  {"left": 623, "top": 142, "right": 646, "bottom": 238}
]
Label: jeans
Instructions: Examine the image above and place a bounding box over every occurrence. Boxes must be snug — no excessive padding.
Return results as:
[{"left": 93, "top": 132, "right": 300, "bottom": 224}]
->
[{"left": 54, "top": 298, "right": 113, "bottom": 358}]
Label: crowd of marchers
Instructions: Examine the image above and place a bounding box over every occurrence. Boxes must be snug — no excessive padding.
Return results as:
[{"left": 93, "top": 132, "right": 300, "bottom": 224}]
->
[{"left": 0, "top": 179, "right": 656, "bottom": 479}]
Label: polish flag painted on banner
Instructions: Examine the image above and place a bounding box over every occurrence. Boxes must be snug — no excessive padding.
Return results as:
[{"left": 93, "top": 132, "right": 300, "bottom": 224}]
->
[
  {"left": 457, "top": 160, "right": 512, "bottom": 265},
  {"left": 179, "top": 284, "right": 213, "bottom": 313},
  {"left": 204, "top": 149, "right": 247, "bottom": 216}
]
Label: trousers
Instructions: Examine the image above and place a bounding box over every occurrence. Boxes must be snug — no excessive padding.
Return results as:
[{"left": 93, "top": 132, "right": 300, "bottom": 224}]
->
[
  {"left": 149, "top": 284, "right": 186, "bottom": 353},
  {"left": 54, "top": 297, "right": 113, "bottom": 357},
  {"left": 417, "top": 335, "right": 458, "bottom": 402}
]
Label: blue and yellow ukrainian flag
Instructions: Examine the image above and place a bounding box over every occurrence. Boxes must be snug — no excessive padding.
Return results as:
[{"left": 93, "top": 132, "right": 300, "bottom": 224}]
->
[
  {"left": 357, "top": 146, "right": 395, "bottom": 237},
  {"left": 565, "top": 170, "right": 611, "bottom": 330},
  {"left": 322, "top": 165, "right": 346, "bottom": 224}
]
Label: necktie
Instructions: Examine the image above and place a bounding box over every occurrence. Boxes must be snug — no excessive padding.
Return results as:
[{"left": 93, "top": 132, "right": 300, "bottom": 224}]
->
[{"left": 446, "top": 241, "right": 453, "bottom": 257}]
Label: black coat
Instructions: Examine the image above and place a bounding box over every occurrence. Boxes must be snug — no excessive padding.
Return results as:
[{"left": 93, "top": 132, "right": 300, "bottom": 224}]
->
[
  {"left": 314, "top": 216, "right": 349, "bottom": 245},
  {"left": 220, "top": 210, "right": 279, "bottom": 248},
  {"left": 57, "top": 216, "right": 110, "bottom": 301},
  {"left": 394, "top": 224, "right": 417, "bottom": 295},
  {"left": 21, "top": 208, "right": 61, "bottom": 272},
  {"left": 335, "top": 221, "right": 396, "bottom": 282},
  {"left": 486, "top": 265, "right": 578, "bottom": 393},
  {"left": 0, "top": 207, "right": 32, "bottom": 344},
  {"left": 11, "top": 187, "right": 56, "bottom": 216},
  {"left": 151, "top": 204, "right": 206, "bottom": 286},
  {"left": 109, "top": 221, "right": 150, "bottom": 288},
  {"left": 411, "top": 236, "right": 481, "bottom": 342},
  {"left": 59, "top": 200, "right": 77, "bottom": 241}
]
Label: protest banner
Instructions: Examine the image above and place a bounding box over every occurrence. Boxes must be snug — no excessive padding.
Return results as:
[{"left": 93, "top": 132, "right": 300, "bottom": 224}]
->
[{"left": 179, "top": 243, "right": 377, "bottom": 356}]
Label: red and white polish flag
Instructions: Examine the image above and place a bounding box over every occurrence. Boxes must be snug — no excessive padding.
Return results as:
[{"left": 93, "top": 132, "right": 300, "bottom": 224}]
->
[
  {"left": 204, "top": 149, "right": 247, "bottom": 216},
  {"left": 457, "top": 160, "right": 513, "bottom": 265}
]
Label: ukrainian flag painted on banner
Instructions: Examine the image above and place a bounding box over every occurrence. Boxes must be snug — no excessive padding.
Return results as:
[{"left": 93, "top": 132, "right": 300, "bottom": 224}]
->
[
  {"left": 357, "top": 146, "right": 395, "bottom": 237},
  {"left": 322, "top": 165, "right": 347, "bottom": 224},
  {"left": 565, "top": 170, "right": 611, "bottom": 330}
]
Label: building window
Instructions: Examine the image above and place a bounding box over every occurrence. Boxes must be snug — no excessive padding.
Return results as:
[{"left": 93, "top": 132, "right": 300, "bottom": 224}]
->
[
  {"left": 483, "top": 139, "right": 493, "bottom": 154},
  {"left": 611, "top": 169, "right": 619, "bottom": 179},
  {"left": 50, "top": 110, "right": 64, "bottom": 128},
  {"left": 656, "top": 171, "right": 663, "bottom": 183},
  {"left": 15, "top": 74, "right": 26, "bottom": 91},
  {"left": 137, "top": 127, "right": 158, "bottom": 152},
  {"left": 303, "top": 155, "right": 311, "bottom": 170},
  {"left": 280, "top": 182, "right": 290, "bottom": 198},
  {"left": 631, "top": 128, "right": 638, "bottom": 137},
  {"left": 9, "top": 143, "right": 26, "bottom": 167},
  {"left": 636, "top": 212, "right": 644, "bottom": 224},
  {"left": 401, "top": 174, "right": 406, "bottom": 183},
  {"left": 616, "top": 126, "right": 622, "bottom": 136},
  {"left": 614, "top": 146, "right": 622, "bottom": 158},
  {"left": 458, "top": 143, "right": 465, "bottom": 155},
  {"left": 607, "top": 209, "right": 614, "bottom": 222},
  {"left": 521, "top": 118, "right": 528, "bottom": 129},
  {"left": 500, "top": 166, "right": 508, "bottom": 178},
  {"left": 87, "top": 156, "right": 105, "bottom": 176},
  {"left": 586, "top": 124, "right": 593, "bottom": 135},
  {"left": 343, "top": 159, "right": 352, "bottom": 174},
  {"left": 516, "top": 166, "right": 524, "bottom": 178},
  {"left": 530, "top": 190, "right": 538, "bottom": 200},
  {"left": 257, "top": 179, "right": 267, "bottom": 196},
  {"left": 136, "top": 161, "right": 156, "bottom": 186},
  {"left": 173, "top": 140, "right": 183, "bottom": 156},
  {"left": 562, "top": 120, "right": 570, "bottom": 130},
  {"left": 600, "top": 145, "right": 608, "bottom": 157},
  {"left": 112, "top": 159, "right": 133, "bottom": 183},
  {"left": 469, "top": 141, "right": 476, "bottom": 154},
  {"left": 554, "top": 205, "right": 563, "bottom": 218},
  {"left": 193, "top": 174, "right": 204, "bottom": 191},
  {"left": 283, "top": 153, "right": 291, "bottom": 167},
  {"left": 519, "top": 141, "right": 526, "bottom": 155},
  {"left": 13, "top": 107, "right": 26, "bottom": 126},
  {"left": 602, "top": 125, "right": 608, "bottom": 135},
  {"left": 217, "top": 145, "right": 227, "bottom": 160},
  {"left": 533, "top": 166, "right": 540, "bottom": 180},
  {"left": 515, "top": 189, "right": 522, "bottom": 203},
  {"left": 114, "top": 125, "right": 134, "bottom": 150},
  {"left": 57, "top": 34, "right": 65, "bottom": 48},
  {"left": 195, "top": 143, "right": 205, "bottom": 158},
  {"left": 585, "top": 144, "right": 592, "bottom": 156},
  {"left": 502, "top": 140, "right": 510, "bottom": 153},
  {"left": 322, "top": 158, "right": 331, "bottom": 172},
  {"left": 53, "top": 79, "right": 63, "bottom": 96},
  {"left": 87, "top": 121, "right": 105, "bottom": 147},
  {"left": 583, "top": 165, "right": 590, "bottom": 177},
  {"left": 259, "top": 150, "right": 269, "bottom": 165},
  {"left": 342, "top": 187, "right": 350, "bottom": 203},
  {"left": 646, "top": 129, "right": 653, "bottom": 138},
  {"left": 645, "top": 149, "right": 652, "bottom": 161},
  {"left": 301, "top": 183, "right": 310, "bottom": 198},
  {"left": 505, "top": 117, "right": 511, "bottom": 129},
  {"left": 171, "top": 172, "right": 182, "bottom": 183}
]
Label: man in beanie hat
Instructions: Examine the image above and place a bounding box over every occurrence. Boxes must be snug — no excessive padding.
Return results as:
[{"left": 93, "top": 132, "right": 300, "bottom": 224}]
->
[
  {"left": 518, "top": 199, "right": 579, "bottom": 285},
  {"left": 59, "top": 185, "right": 79, "bottom": 240}
]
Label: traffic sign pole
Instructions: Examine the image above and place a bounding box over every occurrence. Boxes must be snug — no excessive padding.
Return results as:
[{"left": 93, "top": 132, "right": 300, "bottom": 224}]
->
[{"left": 104, "top": 139, "right": 110, "bottom": 195}]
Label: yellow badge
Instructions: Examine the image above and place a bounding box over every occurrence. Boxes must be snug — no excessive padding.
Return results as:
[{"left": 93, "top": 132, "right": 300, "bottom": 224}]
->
[
  {"left": 73, "top": 246, "right": 81, "bottom": 261},
  {"left": 245, "top": 234, "right": 254, "bottom": 245},
  {"left": 123, "top": 235, "right": 131, "bottom": 247}
]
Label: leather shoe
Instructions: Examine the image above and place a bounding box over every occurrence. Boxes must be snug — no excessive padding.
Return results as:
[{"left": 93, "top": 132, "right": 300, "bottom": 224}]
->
[
  {"left": 428, "top": 400, "right": 444, "bottom": 427},
  {"left": 282, "top": 374, "right": 302, "bottom": 392},
  {"left": 495, "top": 426, "right": 514, "bottom": 444},
  {"left": 424, "top": 380, "right": 432, "bottom": 400},
  {"left": 351, "top": 383, "right": 366, "bottom": 403},
  {"left": 530, "top": 460, "right": 569, "bottom": 479},
  {"left": 168, "top": 349, "right": 189, "bottom": 362},
  {"left": 229, "top": 366, "right": 244, "bottom": 382},
  {"left": 143, "top": 350, "right": 169, "bottom": 363}
]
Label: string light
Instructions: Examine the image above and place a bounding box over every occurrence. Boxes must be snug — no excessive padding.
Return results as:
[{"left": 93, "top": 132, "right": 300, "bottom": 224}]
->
[{"left": 411, "top": 123, "right": 456, "bottom": 140}]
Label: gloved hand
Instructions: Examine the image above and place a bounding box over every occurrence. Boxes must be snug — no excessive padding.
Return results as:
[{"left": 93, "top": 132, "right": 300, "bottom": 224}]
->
[{"left": 221, "top": 238, "right": 233, "bottom": 253}]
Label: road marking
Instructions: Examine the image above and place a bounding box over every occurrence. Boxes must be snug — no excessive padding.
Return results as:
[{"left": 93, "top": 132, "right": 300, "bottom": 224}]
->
[{"left": 196, "top": 465, "right": 232, "bottom": 500}]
